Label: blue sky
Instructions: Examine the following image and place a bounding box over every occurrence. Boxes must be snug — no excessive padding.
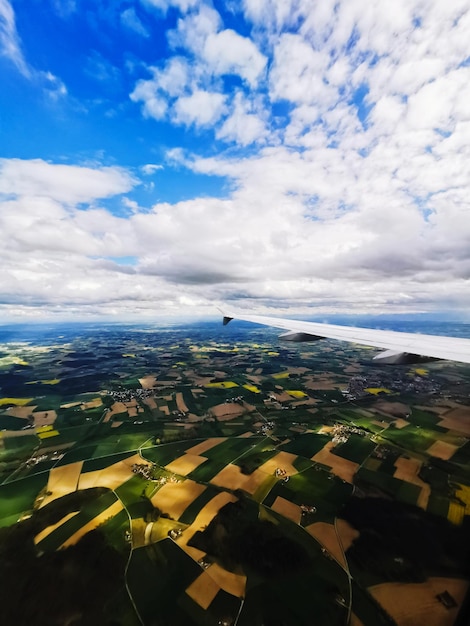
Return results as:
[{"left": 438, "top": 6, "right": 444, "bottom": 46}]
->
[{"left": 1, "top": 0, "right": 470, "bottom": 321}]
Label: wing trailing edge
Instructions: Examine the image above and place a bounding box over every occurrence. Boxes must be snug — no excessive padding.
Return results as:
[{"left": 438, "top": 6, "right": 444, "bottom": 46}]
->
[{"left": 220, "top": 309, "right": 470, "bottom": 365}]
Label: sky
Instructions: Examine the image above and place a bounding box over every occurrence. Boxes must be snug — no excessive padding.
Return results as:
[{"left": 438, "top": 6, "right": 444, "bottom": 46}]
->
[{"left": 1, "top": 0, "right": 470, "bottom": 322}]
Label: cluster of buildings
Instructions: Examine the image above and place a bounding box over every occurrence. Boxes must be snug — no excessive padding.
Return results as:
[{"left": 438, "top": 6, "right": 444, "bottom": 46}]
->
[
  {"left": 300, "top": 504, "right": 317, "bottom": 515},
  {"left": 331, "top": 423, "right": 366, "bottom": 445},
  {"left": 108, "top": 387, "right": 154, "bottom": 403}
]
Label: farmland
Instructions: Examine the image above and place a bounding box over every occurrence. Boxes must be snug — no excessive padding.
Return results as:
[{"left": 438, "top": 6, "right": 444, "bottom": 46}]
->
[{"left": 0, "top": 320, "right": 469, "bottom": 625}]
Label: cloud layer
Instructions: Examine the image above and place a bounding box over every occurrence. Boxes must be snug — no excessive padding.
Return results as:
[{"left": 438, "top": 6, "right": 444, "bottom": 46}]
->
[{"left": 0, "top": 0, "right": 469, "bottom": 320}]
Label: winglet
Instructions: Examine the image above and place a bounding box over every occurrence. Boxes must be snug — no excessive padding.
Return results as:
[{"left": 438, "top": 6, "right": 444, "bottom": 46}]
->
[{"left": 217, "top": 306, "right": 233, "bottom": 326}]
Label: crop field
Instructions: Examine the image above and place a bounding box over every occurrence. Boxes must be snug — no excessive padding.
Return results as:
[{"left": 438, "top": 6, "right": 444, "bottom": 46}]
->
[
  {"left": 35, "top": 489, "right": 119, "bottom": 552},
  {"left": 1, "top": 322, "right": 470, "bottom": 625},
  {"left": 332, "top": 434, "right": 376, "bottom": 464},
  {"left": 0, "top": 473, "right": 49, "bottom": 527}
]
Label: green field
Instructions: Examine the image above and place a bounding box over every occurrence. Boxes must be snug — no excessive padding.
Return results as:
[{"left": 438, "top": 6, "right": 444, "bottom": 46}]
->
[
  {"left": 36, "top": 489, "right": 119, "bottom": 552},
  {"left": 332, "top": 434, "right": 376, "bottom": 464},
  {"left": 0, "top": 472, "right": 49, "bottom": 527}
]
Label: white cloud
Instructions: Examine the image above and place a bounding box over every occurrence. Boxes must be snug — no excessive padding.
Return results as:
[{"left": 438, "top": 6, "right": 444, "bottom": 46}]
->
[
  {"left": 269, "top": 34, "right": 332, "bottom": 105},
  {"left": 168, "top": 4, "right": 222, "bottom": 53},
  {"left": 203, "top": 29, "right": 267, "bottom": 87},
  {"left": 216, "top": 92, "right": 267, "bottom": 145},
  {"left": 141, "top": 163, "right": 164, "bottom": 175},
  {"left": 130, "top": 57, "right": 190, "bottom": 120},
  {"left": 121, "top": 7, "right": 149, "bottom": 38},
  {"left": 0, "top": 0, "right": 30, "bottom": 76},
  {"left": 0, "top": 159, "right": 137, "bottom": 204},
  {"left": 173, "top": 90, "right": 226, "bottom": 127},
  {"left": 143, "top": 0, "right": 199, "bottom": 15},
  {"left": 4, "top": 1, "right": 470, "bottom": 319}
]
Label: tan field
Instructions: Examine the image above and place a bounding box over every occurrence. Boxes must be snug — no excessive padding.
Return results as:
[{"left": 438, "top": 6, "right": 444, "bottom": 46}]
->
[
  {"left": 151, "top": 480, "right": 206, "bottom": 520},
  {"left": 185, "top": 437, "right": 227, "bottom": 456},
  {"left": 336, "top": 518, "right": 360, "bottom": 550},
  {"left": 131, "top": 518, "right": 148, "bottom": 548},
  {"left": 175, "top": 492, "right": 238, "bottom": 562},
  {"left": 40, "top": 462, "right": 84, "bottom": 508},
  {"left": 394, "top": 457, "right": 430, "bottom": 509},
  {"left": 205, "top": 563, "right": 246, "bottom": 598},
  {"left": 391, "top": 418, "right": 410, "bottom": 429},
  {"left": 209, "top": 403, "right": 246, "bottom": 420},
  {"left": 5, "top": 405, "right": 37, "bottom": 418},
  {"left": 304, "top": 379, "right": 340, "bottom": 390},
  {"left": 258, "top": 451, "right": 299, "bottom": 476},
  {"left": 176, "top": 392, "right": 189, "bottom": 413},
  {"left": 312, "top": 442, "right": 359, "bottom": 483},
  {"left": 239, "top": 431, "right": 253, "bottom": 438},
  {"left": 60, "top": 500, "right": 123, "bottom": 548},
  {"left": 210, "top": 464, "right": 267, "bottom": 494},
  {"left": 165, "top": 453, "right": 208, "bottom": 476},
  {"left": 350, "top": 613, "right": 365, "bottom": 626},
  {"left": 139, "top": 375, "right": 157, "bottom": 389},
  {"left": 6, "top": 406, "right": 58, "bottom": 427},
  {"left": 369, "top": 577, "right": 469, "bottom": 626},
  {"left": 374, "top": 401, "right": 410, "bottom": 417},
  {"left": 143, "top": 397, "right": 157, "bottom": 410},
  {"left": 427, "top": 440, "right": 459, "bottom": 461},
  {"left": 271, "top": 496, "right": 301, "bottom": 524},
  {"left": 437, "top": 407, "right": 470, "bottom": 435},
  {"left": 318, "top": 425, "right": 334, "bottom": 434},
  {"left": 305, "top": 522, "right": 345, "bottom": 567},
  {"left": 104, "top": 401, "right": 127, "bottom": 422},
  {"left": 78, "top": 453, "right": 142, "bottom": 490},
  {"left": 81, "top": 397, "right": 102, "bottom": 410},
  {"left": 186, "top": 571, "right": 220, "bottom": 609},
  {"left": 34, "top": 512, "right": 79, "bottom": 545},
  {"left": 32, "top": 409, "right": 58, "bottom": 426}
]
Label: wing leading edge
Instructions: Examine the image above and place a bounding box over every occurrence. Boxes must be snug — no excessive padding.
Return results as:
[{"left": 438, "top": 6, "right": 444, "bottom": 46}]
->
[{"left": 220, "top": 310, "right": 470, "bottom": 365}]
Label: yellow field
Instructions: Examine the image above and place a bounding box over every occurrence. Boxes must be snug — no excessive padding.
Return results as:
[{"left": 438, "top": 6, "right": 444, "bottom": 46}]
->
[
  {"left": 41, "top": 461, "right": 84, "bottom": 507},
  {"left": 286, "top": 390, "right": 308, "bottom": 399},
  {"left": 205, "top": 381, "right": 238, "bottom": 389},
  {"left": 34, "top": 512, "right": 79, "bottom": 545},
  {"left": 150, "top": 480, "right": 206, "bottom": 520},
  {"left": 60, "top": 500, "right": 123, "bottom": 548},
  {"left": 365, "top": 387, "right": 392, "bottom": 395},
  {"left": 272, "top": 371, "right": 290, "bottom": 379},
  {"left": 456, "top": 484, "right": 470, "bottom": 514},
  {"left": 185, "top": 437, "right": 227, "bottom": 456},
  {"left": 0, "top": 397, "right": 33, "bottom": 406},
  {"left": 37, "top": 429, "right": 59, "bottom": 439},
  {"left": 165, "top": 453, "right": 208, "bottom": 476},
  {"left": 243, "top": 384, "right": 261, "bottom": 393},
  {"left": 447, "top": 502, "right": 465, "bottom": 525}
]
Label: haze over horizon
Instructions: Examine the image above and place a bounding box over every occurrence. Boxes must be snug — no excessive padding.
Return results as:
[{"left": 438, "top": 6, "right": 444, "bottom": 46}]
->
[{"left": 1, "top": 0, "right": 470, "bottom": 323}]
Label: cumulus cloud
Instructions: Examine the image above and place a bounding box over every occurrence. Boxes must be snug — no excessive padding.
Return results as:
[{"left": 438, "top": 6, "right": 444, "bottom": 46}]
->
[
  {"left": 173, "top": 90, "right": 226, "bottom": 127},
  {"left": 203, "top": 28, "right": 267, "bottom": 87},
  {"left": 0, "top": 159, "right": 137, "bottom": 204},
  {"left": 3, "top": 1, "right": 470, "bottom": 319}
]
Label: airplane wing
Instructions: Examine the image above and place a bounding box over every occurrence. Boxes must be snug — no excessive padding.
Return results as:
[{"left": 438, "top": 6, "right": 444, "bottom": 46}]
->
[{"left": 220, "top": 309, "right": 470, "bottom": 365}]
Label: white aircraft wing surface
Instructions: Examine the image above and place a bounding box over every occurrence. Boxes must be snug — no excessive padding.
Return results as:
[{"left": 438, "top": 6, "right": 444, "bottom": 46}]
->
[{"left": 221, "top": 310, "right": 470, "bottom": 365}]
